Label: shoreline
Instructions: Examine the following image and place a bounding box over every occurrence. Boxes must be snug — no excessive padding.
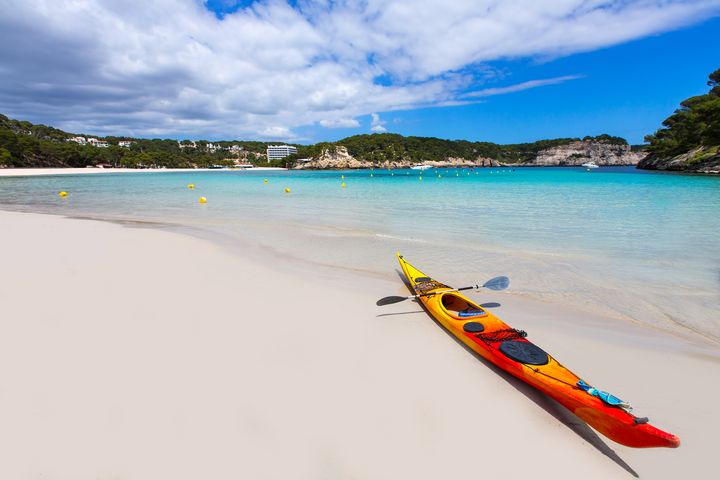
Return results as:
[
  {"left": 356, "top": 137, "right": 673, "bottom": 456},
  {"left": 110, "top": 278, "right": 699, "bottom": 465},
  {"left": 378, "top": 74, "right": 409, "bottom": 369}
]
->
[
  {"left": 1, "top": 210, "right": 719, "bottom": 478},
  {"left": 1, "top": 199, "right": 718, "bottom": 349},
  {"left": 0, "top": 166, "right": 287, "bottom": 177},
  {"left": 5, "top": 165, "right": 716, "bottom": 177}
]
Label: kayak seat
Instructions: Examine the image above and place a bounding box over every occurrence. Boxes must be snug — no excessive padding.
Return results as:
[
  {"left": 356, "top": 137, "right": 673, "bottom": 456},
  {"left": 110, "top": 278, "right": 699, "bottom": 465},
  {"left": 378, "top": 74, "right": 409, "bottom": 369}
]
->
[
  {"left": 441, "top": 293, "right": 487, "bottom": 318},
  {"left": 499, "top": 340, "right": 549, "bottom": 366}
]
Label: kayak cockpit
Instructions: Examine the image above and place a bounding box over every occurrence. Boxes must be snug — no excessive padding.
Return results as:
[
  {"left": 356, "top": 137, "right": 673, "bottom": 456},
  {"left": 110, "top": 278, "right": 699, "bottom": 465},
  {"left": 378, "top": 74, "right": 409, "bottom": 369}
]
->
[{"left": 440, "top": 293, "right": 488, "bottom": 319}]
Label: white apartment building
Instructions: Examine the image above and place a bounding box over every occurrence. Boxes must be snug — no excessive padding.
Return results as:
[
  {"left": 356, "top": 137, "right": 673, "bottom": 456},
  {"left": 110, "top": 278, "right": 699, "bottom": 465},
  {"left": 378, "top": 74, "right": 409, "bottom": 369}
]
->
[
  {"left": 87, "top": 138, "right": 109, "bottom": 148},
  {"left": 68, "top": 136, "right": 87, "bottom": 145},
  {"left": 118, "top": 140, "right": 134, "bottom": 148},
  {"left": 266, "top": 145, "right": 297, "bottom": 162}
]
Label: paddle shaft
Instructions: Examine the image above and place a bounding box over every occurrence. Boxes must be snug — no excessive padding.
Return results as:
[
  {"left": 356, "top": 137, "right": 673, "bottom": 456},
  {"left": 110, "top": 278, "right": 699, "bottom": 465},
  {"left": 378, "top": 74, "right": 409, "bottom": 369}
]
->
[
  {"left": 411, "top": 285, "right": 479, "bottom": 299},
  {"left": 376, "top": 276, "right": 508, "bottom": 306}
]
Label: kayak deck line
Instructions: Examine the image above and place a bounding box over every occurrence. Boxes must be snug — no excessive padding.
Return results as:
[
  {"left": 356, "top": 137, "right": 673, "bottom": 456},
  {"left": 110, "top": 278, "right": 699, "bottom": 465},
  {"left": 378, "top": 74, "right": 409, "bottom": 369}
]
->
[{"left": 395, "top": 253, "right": 680, "bottom": 449}]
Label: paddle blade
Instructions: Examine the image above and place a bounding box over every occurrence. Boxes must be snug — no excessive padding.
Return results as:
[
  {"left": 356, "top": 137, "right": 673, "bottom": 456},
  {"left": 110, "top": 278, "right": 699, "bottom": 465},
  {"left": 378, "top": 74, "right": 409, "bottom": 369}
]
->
[
  {"left": 480, "top": 302, "right": 501, "bottom": 308},
  {"left": 376, "top": 296, "right": 409, "bottom": 306},
  {"left": 482, "top": 276, "right": 509, "bottom": 291}
]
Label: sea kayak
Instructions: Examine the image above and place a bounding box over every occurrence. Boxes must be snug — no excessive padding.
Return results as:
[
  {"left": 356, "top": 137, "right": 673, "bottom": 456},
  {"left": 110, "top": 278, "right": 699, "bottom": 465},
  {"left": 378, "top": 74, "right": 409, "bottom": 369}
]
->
[{"left": 396, "top": 254, "right": 680, "bottom": 448}]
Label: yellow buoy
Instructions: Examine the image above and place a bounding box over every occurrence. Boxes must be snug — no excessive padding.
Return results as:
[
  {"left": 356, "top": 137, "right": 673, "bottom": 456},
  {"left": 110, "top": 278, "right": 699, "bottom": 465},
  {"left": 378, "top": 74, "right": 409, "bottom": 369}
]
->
[
  {"left": 341, "top": 175, "right": 345, "bottom": 179},
  {"left": 58, "top": 191, "right": 68, "bottom": 198},
  {"left": 264, "top": 179, "right": 268, "bottom": 184},
  {"left": 285, "top": 187, "right": 291, "bottom": 193},
  {"left": 187, "top": 184, "right": 195, "bottom": 189},
  {"left": 419, "top": 176, "right": 423, "bottom": 181},
  {"left": 199, "top": 196, "right": 207, "bottom": 204},
  {"left": 341, "top": 182, "right": 346, "bottom": 188}
]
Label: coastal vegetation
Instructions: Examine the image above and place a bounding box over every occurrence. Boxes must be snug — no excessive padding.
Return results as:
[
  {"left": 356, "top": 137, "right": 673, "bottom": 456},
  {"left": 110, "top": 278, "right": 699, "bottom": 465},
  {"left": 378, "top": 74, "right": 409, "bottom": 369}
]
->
[
  {"left": 639, "top": 68, "right": 720, "bottom": 173},
  {"left": 295, "top": 134, "right": 626, "bottom": 165},
  {"left": 0, "top": 114, "right": 288, "bottom": 169},
  {"left": 0, "top": 112, "right": 631, "bottom": 169}
]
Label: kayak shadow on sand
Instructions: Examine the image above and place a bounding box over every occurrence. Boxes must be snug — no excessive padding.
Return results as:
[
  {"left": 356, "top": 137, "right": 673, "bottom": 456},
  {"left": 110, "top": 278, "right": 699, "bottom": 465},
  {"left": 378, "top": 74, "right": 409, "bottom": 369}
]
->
[
  {"left": 392, "top": 269, "right": 639, "bottom": 478},
  {"left": 375, "top": 310, "right": 425, "bottom": 317}
]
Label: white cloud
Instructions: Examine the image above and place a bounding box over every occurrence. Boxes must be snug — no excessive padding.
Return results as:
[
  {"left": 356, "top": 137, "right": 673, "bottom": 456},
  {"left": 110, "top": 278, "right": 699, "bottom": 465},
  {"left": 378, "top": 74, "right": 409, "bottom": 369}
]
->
[
  {"left": 465, "top": 75, "right": 584, "bottom": 98},
  {"left": 370, "top": 113, "right": 387, "bottom": 133},
  {"left": 0, "top": 0, "right": 717, "bottom": 139},
  {"left": 319, "top": 118, "right": 361, "bottom": 128},
  {"left": 258, "top": 125, "right": 294, "bottom": 139}
]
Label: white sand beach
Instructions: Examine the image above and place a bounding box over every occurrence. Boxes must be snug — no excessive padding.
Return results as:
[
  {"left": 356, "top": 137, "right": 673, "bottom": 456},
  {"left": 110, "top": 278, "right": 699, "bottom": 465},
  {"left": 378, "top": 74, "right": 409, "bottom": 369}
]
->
[
  {"left": 0, "top": 167, "right": 286, "bottom": 177},
  {"left": 0, "top": 210, "right": 718, "bottom": 479}
]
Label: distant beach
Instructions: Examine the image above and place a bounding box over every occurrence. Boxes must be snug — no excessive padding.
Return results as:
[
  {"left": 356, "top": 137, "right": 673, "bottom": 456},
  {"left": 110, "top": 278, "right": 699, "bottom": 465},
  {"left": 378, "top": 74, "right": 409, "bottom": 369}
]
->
[{"left": 0, "top": 167, "right": 287, "bottom": 177}]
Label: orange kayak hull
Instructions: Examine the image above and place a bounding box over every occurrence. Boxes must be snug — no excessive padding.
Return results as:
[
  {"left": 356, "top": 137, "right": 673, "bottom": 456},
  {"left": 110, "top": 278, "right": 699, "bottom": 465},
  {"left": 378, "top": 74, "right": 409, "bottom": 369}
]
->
[{"left": 397, "top": 254, "right": 679, "bottom": 449}]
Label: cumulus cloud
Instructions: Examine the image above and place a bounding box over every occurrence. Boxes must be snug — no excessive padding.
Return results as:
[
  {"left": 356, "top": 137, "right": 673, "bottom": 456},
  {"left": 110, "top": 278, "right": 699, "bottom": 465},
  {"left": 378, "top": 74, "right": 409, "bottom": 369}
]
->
[
  {"left": 370, "top": 113, "right": 387, "bottom": 133},
  {"left": 0, "top": 0, "right": 718, "bottom": 140}
]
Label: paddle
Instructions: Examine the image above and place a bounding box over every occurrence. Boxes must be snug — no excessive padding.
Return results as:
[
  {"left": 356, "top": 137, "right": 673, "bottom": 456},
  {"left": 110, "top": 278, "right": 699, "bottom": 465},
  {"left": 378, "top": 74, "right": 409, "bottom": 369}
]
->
[{"left": 376, "top": 276, "right": 509, "bottom": 306}]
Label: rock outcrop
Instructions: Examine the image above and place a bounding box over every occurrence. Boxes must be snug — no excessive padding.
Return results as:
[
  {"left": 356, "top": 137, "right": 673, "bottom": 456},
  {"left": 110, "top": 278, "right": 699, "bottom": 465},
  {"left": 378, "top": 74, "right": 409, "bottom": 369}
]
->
[
  {"left": 295, "top": 146, "right": 374, "bottom": 169},
  {"left": 637, "top": 147, "right": 720, "bottom": 174},
  {"left": 295, "top": 140, "right": 643, "bottom": 169},
  {"left": 531, "top": 140, "right": 643, "bottom": 166},
  {"left": 295, "top": 146, "right": 502, "bottom": 169}
]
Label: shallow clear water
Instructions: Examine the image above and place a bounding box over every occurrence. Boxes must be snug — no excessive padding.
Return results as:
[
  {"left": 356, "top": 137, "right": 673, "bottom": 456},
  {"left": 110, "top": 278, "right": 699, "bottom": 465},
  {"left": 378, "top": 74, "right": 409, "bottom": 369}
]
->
[{"left": 1, "top": 167, "right": 719, "bottom": 340}]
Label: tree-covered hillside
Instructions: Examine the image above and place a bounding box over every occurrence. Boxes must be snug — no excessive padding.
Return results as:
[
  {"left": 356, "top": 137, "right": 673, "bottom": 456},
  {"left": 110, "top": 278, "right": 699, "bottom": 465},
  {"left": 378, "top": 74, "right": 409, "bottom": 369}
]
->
[
  {"left": 639, "top": 68, "right": 720, "bottom": 173},
  {"left": 0, "top": 115, "right": 287, "bottom": 168},
  {"left": 296, "top": 133, "right": 626, "bottom": 165}
]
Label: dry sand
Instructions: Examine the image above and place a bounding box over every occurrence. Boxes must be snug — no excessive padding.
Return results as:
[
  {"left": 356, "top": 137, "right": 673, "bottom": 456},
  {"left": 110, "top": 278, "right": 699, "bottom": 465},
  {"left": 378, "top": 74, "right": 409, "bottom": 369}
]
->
[{"left": 0, "top": 210, "right": 717, "bottom": 479}]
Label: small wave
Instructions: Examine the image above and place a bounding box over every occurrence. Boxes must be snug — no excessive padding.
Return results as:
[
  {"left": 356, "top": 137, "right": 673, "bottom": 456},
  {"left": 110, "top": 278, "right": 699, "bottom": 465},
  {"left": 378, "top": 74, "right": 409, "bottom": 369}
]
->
[{"left": 375, "top": 233, "right": 429, "bottom": 243}]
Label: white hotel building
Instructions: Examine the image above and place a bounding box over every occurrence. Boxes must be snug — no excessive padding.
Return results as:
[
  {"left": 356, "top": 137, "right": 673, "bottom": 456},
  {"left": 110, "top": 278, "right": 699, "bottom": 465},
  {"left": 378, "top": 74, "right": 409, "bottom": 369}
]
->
[{"left": 266, "top": 145, "right": 297, "bottom": 162}]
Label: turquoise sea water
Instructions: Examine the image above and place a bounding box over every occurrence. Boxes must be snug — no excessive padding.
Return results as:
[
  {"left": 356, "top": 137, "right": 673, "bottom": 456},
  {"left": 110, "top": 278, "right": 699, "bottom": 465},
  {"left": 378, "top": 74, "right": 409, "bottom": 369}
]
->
[{"left": 1, "top": 167, "right": 719, "bottom": 340}]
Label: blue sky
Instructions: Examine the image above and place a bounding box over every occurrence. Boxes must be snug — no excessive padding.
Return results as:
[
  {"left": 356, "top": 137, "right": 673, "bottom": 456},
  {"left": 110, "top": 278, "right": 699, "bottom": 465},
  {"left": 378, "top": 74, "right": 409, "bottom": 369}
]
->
[
  {"left": 317, "top": 16, "right": 720, "bottom": 145},
  {"left": 1, "top": 1, "right": 719, "bottom": 144}
]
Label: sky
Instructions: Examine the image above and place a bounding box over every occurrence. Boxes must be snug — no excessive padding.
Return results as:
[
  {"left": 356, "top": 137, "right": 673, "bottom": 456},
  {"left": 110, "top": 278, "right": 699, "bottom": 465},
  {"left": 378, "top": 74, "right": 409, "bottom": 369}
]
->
[{"left": 0, "top": 0, "right": 719, "bottom": 144}]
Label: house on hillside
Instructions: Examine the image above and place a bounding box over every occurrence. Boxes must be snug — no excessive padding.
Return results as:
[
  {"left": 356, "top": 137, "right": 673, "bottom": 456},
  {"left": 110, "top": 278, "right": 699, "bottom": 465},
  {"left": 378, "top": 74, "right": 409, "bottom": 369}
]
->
[
  {"left": 87, "top": 138, "right": 109, "bottom": 148},
  {"left": 68, "top": 136, "right": 87, "bottom": 145}
]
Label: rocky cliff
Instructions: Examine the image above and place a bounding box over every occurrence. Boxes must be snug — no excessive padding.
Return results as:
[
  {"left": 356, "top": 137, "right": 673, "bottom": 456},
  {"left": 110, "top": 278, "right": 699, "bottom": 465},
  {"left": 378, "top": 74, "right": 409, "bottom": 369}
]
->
[
  {"left": 295, "top": 146, "right": 501, "bottom": 169},
  {"left": 531, "top": 140, "right": 643, "bottom": 166},
  {"left": 637, "top": 146, "right": 720, "bottom": 174},
  {"left": 295, "top": 141, "right": 641, "bottom": 169},
  {"left": 295, "top": 146, "right": 373, "bottom": 169}
]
